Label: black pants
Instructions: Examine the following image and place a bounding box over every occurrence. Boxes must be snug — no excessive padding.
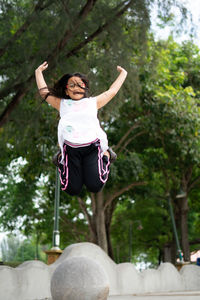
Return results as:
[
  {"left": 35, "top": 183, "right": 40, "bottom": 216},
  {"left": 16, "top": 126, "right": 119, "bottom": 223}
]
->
[{"left": 58, "top": 140, "right": 110, "bottom": 195}]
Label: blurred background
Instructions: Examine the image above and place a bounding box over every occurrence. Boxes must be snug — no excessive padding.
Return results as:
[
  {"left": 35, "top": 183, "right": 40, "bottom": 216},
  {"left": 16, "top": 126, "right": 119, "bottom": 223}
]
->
[{"left": 0, "top": 0, "right": 200, "bottom": 269}]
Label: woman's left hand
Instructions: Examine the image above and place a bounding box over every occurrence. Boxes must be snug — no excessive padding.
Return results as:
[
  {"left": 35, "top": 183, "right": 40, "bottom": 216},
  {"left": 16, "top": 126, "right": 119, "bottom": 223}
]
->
[{"left": 117, "top": 66, "right": 127, "bottom": 75}]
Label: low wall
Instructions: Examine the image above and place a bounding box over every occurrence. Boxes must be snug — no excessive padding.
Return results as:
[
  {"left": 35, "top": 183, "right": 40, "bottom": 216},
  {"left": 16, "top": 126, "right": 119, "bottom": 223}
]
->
[{"left": 0, "top": 242, "right": 199, "bottom": 300}]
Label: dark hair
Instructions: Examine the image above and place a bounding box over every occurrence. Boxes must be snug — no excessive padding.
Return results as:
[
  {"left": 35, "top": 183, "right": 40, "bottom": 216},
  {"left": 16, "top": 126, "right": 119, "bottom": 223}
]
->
[{"left": 49, "top": 72, "right": 90, "bottom": 99}]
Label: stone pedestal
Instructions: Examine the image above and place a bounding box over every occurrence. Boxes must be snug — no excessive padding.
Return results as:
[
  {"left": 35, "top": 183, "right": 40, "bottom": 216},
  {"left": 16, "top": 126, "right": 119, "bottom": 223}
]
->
[
  {"left": 45, "top": 248, "right": 63, "bottom": 265},
  {"left": 51, "top": 256, "right": 109, "bottom": 300},
  {"left": 176, "top": 261, "right": 190, "bottom": 271}
]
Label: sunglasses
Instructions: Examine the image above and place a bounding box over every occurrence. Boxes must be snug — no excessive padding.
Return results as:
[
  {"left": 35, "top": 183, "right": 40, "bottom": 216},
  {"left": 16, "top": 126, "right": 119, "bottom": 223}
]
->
[{"left": 66, "top": 82, "right": 86, "bottom": 89}]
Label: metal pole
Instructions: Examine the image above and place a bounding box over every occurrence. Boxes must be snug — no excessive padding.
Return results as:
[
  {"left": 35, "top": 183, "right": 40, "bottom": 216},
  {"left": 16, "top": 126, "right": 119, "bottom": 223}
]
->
[
  {"left": 129, "top": 221, "right": 133, "bottom": 262},
  {"left": 167, "top": 194, "right": 183, "bottom": 262},
  {"left": 116, "top": 245, "right": 120, "bottom": 264},
  {"left": 52, "top": 167, "right": 61, "bottom": 250}
]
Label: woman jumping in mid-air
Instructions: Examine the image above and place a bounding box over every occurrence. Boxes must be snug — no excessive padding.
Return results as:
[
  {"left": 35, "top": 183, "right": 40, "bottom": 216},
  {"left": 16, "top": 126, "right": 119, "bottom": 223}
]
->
[{"left": 35, "top": 62, "right": 127, "bottom": 195}]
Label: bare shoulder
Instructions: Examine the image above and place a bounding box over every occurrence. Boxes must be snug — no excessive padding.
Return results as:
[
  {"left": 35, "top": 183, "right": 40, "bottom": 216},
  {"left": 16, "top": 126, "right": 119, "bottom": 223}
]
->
[
  {"left": 46, "top": 95, "right": 61, "bottom": 111},
  {"left": 96, "top": 90, "right": 115, "bottom": 109}
]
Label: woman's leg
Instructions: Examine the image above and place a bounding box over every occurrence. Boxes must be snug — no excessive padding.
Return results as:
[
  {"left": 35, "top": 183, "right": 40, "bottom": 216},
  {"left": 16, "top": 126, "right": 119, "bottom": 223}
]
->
[
  {"left": 58, "top": 144, "right": 83, "bottom": 196},
  {"left": 83, "top": 142, "right": 110, "bottom": 193}
]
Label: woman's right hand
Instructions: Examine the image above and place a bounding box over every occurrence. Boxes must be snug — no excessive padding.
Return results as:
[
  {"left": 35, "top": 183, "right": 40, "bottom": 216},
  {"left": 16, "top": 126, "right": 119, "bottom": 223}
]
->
[{"left": 35, "top": 61, "right": 48, "bottom": 73}]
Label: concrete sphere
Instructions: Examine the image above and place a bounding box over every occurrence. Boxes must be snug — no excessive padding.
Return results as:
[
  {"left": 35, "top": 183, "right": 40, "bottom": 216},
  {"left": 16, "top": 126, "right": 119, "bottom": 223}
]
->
[{"left": 51, "top": 256, "right": 109, "bottom": 300}]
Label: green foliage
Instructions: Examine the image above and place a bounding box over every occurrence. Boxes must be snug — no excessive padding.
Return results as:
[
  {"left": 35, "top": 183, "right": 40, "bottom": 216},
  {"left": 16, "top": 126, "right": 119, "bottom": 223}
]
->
[
  {"left": 111, "top": 178, "right": 171, "bottom": 265},
  {"left": 0, "top": 0, "right": 153, "bottom": 242},
  {"left": 109, "top": 37, "right": 200, "bottom": 263}
]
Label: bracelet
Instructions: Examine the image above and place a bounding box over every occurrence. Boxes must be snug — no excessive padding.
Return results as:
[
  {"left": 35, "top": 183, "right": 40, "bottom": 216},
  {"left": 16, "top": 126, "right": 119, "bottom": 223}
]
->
[
  {"left": 44, "top": 92, "right": 50, "bottom": 100},
  {"left": 39, "top": 86, "right": 48, "bottom": 91},
  {"left": 40, "top": 92, "right": 50, "bottom": 103}
]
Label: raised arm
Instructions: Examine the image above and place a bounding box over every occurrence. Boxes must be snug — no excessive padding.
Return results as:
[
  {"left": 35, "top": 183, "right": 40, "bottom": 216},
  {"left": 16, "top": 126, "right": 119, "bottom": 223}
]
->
[
  {"left": 96, "top": 66, "right": 127, "bottom": 109},
  {"left": 35, "top": 61, "right": 61, "bottom": 111}
]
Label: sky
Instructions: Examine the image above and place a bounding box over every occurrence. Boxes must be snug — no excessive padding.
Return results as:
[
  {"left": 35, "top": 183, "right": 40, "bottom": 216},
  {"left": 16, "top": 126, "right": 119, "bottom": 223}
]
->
[{"left": 151, "top": 0, "right": 200, "bottom": 47}]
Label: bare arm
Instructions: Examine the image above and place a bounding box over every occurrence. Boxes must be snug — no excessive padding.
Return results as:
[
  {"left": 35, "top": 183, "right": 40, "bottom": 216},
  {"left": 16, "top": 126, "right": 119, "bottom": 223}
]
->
[
  {"left": 35, "top": 61, "right": 61, "bottom": 111},
  {"left": 96, "top": 66, "right": 127, "bottom": 109}
]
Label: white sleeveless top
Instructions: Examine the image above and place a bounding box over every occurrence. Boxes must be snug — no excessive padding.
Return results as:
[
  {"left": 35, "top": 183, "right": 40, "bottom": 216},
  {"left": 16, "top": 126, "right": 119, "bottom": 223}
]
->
[{"left": 58, "top": 97, "right": 108, "bottom": 162}]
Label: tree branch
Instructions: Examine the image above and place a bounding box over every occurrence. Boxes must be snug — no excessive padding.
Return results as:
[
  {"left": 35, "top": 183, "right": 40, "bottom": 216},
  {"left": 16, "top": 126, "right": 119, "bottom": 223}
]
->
[
  {"left": 90, "top": 192, "right": 96, "bottom": 214},
  {"left": 60, "top": 216, "right": 89, "bottom": 241},
  {"left": 104, "top": 181, "right": 147, "bottom": 209},
  {"left": 0, "top": 1, "right": 98, "bottom": 125},
  {"left": 47, "top": 0, "right": 98, "bottom": 62},
  {"left": 118, "top": 130, "right": 146, "bottom": 154},
  {"left": 114, "top": 122, "right": 140, "bottom": 152},
  {"left": 189, "top": 239, "right": 200, "bottom": 245},
  {"left": 0, "top": 0, "right": 53, "bottom": 58},
  {"left": 0, "top": 87, "right": 28, "bottom": 128},
  {"left": 0, "top": 0, "right": 134, "bottom": 126},
  {"left": 77, "top": 196, "right": 97, "bottom": 242},
  {"left": 161, "top": 167, "right": 171, "bottom": 194},
  {"left": 63, "top": 0, "right": 135, "bottom": 60},
  {"left": 188, "top": 175, "right": 200, "bottom": 192},
  {"left": 0, "top": 0, "right": 97, "bottom": 100},
  {"left": 77, "top": 197, "right": 92, "bottom": 225},
  {"left": 0, "top": 76, "right": 34, "bottom": 127},
  {"left": 114, "top": 111, "right": 150, "bottom": 152},
  {"left": 59, "top": 0, "right": 70, "bottom": 17}
]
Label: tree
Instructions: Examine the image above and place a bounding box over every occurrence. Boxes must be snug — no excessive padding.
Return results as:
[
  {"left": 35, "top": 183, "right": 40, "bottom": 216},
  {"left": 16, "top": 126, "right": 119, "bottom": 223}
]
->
[
  {"left": 0, "top": 0, "right": 152, "bottom": 255},
  {"left": 0, "top": 234, "right": 47, "bottom": 262},
  {"left": 133, "top": 37, "right": 200, "bottom": 263},
  {"left": 0, "top": 0, "right": 151, "bottom": 126},
  {"left": 103, "top": 37, "right": 200, "bottom": 264},
  {"left": 0, "top": 235, "right": 20, "bottom": 262}
]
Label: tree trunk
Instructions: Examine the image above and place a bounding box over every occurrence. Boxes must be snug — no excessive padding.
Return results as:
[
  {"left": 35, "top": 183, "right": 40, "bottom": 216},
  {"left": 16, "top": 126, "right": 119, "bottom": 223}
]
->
[
  {"left": 163, "top": 243, "right": 172, "bottom": 263},
  {"left": 95, "top": 191, "right": 108, "bottom": 253},
  {"left": 105, "top": 200, "right": 118, "bottom": 259},
  {"left": 163, "top": 239, "right": 177, "bottom": 265},
  {"left": 81, "top": 191, "right": 109, "bottom": 254},
  {"left": 81, "top": 181, "right": 145, "bottom": 257},
  {"left": 180, "top": 196, "right": 190, "bottom": 261},
  {"left": 88, "top": 191, "right": 117, "bottom": 256},
  {"left": 175, "top": 191, "right": 190, "bottom": 262}
]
